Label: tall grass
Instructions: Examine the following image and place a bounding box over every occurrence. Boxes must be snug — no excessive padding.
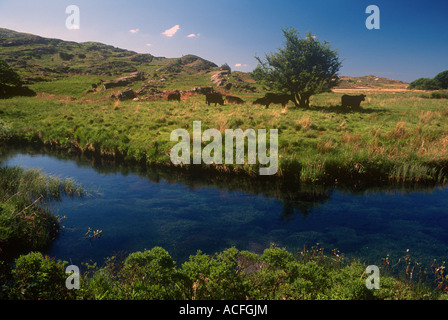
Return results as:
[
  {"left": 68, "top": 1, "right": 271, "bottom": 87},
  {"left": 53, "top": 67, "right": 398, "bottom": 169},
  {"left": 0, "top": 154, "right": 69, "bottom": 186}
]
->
[
  {"left": 1, "top": 89, "right": 448, "bottom": 187},
  {"left": 0, "top": 165, "right": 84, "bottom": 259}
]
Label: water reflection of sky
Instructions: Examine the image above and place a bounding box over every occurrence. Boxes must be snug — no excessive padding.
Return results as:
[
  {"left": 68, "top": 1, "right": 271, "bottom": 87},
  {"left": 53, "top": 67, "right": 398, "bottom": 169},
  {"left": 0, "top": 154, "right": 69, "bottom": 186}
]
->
[{"left": 3, "top": 151, "right": 448, "bottom": 268}]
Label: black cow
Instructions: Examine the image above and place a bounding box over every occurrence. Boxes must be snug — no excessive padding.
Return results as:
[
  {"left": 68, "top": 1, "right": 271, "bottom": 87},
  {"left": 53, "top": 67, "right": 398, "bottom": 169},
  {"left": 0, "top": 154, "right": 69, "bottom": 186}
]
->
[
  {"left": 225, "top": 95, "right": 245, "bottom": 104},
  {"left": 252, "top": 97, "right": 267, "bottom": 106},
  {"left": 341, "top": 94, "right": 366, "bottom": 109},
  {"left": 167, "top": 92, "right": 181, "bottom": 102},
  {"left": 205, "top": 92, "right": 224, "bottom": 106},
  {"left": 254, "top": 93, "right": 292, "bottom": 108}
]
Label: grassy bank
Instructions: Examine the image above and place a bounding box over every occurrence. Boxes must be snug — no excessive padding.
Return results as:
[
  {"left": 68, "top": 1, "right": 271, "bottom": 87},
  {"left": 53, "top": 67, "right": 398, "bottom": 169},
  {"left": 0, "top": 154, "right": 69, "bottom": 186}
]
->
[
  {"left": 0, "top": 162, "right": 84, "bottom": 260},
  {"left": 1, "top": 89, "right": 448, "bottom": 187}
]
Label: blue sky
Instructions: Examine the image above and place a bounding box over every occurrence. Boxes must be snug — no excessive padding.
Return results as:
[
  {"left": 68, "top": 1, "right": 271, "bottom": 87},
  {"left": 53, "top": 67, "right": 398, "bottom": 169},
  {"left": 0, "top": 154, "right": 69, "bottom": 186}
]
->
[{"left": 0, "top": 0, "right": 447, "bottom": 82}]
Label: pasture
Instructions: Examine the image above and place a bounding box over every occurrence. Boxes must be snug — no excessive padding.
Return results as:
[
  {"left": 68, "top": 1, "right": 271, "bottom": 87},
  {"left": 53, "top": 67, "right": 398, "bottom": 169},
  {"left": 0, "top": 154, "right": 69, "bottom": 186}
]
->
[{"left": 1, "top": 84, "right": 447, "bottom": 187}]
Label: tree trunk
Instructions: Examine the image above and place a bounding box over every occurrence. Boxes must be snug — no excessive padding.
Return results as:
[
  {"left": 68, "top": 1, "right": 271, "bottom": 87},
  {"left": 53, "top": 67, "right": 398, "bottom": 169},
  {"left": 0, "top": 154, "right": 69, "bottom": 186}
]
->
[{"left": 295, "top": 93, "right": 310, "bottom": 108}]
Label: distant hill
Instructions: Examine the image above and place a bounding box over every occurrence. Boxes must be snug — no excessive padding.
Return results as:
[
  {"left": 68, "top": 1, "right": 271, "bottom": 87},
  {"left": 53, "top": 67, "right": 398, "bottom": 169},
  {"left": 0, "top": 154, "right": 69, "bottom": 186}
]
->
[
  {"left": 0, "top": 28, "right": 218, "bottom": 84},
  {"left": 337, "top": 75, "right": 409, "bottom": 90}
]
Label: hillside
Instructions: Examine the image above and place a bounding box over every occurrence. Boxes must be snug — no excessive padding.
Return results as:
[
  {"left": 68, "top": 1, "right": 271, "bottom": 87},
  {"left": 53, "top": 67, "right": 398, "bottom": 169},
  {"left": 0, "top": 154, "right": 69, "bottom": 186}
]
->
[
  {"left": 0, "top": 28, "right": 217, "bottom": 84},
  {"left": 0, "top": 28, "right": 408, "bottom": 98},
  {"left": 336, "top": 75, "right": 409, "bottom": 91}
]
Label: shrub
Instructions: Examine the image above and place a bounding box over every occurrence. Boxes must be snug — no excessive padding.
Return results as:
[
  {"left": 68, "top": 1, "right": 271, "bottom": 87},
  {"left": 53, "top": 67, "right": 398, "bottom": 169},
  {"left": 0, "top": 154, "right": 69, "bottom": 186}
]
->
[
  {"left": 430, "top": 90, "right": 448, "bottom": 99},
  {"left": 408, "top": 78, "right": 440, "bottom": 90},
  {"left": 9, "top": 252, "right": 69, "bottom": 300},
  {"left": 59, "top": 52, "right": 74, "bottom": 61}
]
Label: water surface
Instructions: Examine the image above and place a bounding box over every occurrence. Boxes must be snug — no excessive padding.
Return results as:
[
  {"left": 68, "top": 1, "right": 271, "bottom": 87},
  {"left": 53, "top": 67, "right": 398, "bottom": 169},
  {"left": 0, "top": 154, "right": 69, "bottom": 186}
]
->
[{"left": 2, "top": 147, "right": 448, "bottom": 268}]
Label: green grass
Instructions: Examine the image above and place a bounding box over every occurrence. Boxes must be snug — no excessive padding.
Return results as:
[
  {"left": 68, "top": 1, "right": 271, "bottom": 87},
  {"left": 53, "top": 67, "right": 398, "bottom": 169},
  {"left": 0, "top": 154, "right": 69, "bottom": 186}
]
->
[
  {"left": 1, "top": 88, "right": 448, "bottom": 187},
  {"left": 0, "top": 164, "right": 84, "bottom": 259}
]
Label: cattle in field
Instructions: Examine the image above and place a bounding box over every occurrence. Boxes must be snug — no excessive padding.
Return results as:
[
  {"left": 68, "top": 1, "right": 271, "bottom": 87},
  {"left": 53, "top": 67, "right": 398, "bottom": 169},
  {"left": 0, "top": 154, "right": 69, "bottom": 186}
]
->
[
  {"left": 167, "top": 92, "right": 181, "bottom": 102},
  {"left": 205, "top": 92, "right": 225, "bottom": 106},
  {"left": 254, "top": 93, "right": 293, "bottom": 108},
  {"left": 252, "top": 97, "right": 268, "bottom": 106},
  {"left": 341, "top": 94, "right": 366, "bottom": 109},
  {"left": 225, "top": 95, "right": 245, "bottom": 104}
]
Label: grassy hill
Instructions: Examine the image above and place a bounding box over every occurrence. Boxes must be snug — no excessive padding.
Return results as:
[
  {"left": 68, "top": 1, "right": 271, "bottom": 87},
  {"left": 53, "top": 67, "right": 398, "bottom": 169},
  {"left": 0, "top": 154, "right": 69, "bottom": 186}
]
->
[
  {"left": 0, "top": 28, "right": 224, "bottom": 95},
  {"left": 336, "top": 75, "right": 409, "bottom": 90},
  {"left": 0, "top": 28, "right": 409, "bottom": 99}
]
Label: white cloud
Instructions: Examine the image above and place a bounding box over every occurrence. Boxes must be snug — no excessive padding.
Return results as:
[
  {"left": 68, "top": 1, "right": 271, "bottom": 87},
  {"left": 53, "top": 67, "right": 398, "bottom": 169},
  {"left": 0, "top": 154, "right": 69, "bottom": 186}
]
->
[
  {"left": 129, "top": 28, "right": 140, "bottom": 34},
  {"left": 234, "top": 63, "right": 248, "bottom": 67},
  {"left": 146, "top": 43, "right": 152, "bottom": 47},
  {"left": 162, "top": 25, "right": 180, "bottom": 37},
  {"left": 187, "top": 33, "right": 200, "bottom": 38}
]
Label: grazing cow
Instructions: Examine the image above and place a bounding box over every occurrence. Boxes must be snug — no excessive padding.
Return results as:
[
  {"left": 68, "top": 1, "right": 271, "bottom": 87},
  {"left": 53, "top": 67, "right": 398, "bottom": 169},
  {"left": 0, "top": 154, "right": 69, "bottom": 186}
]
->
[
  {"left": 225, "top": 95, "right": 245, "bottom": 104},
  {"left": 254, "top": 93, "right": 292, "bottom": 108},
  {"left": 205, "top": 92, "right": 225, "bottom": 106},
  {"left": 253, "top": 97, "right": 268, "bottom": 106},
  {"left": 341, "top": 94, "right": 366, "bottom": 109},
  {"left": 167, "top": 92, "right": 181, "bottom": 102}
]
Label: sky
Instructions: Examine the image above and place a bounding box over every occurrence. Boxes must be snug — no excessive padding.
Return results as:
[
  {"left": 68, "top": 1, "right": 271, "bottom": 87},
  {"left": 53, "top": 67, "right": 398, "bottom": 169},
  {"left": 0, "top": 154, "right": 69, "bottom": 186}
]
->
[{"left": 0, "top": 0, "right": 447, "bottom": 82}]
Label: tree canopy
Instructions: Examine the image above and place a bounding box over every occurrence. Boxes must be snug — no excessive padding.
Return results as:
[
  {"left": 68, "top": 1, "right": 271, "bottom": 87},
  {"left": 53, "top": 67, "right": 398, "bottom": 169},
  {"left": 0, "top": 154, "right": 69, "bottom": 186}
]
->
[
  {"left": 434, "top": 70, "right": 448, "bottom": 89},
  {"left": 253, "top": 28, "right": 342, "bottom": 108},
  {"left": 0, "top": 59, "right": 22, "bottom": 87},
  {"left": 408, "top": 70, "right": 448, "bottom": 90}
]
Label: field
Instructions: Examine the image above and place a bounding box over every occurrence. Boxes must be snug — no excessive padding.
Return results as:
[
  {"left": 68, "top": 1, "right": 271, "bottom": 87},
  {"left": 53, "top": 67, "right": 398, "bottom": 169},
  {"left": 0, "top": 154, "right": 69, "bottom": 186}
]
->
[{"left": 1, "top": 79, "right": 448, "bottom": 188}]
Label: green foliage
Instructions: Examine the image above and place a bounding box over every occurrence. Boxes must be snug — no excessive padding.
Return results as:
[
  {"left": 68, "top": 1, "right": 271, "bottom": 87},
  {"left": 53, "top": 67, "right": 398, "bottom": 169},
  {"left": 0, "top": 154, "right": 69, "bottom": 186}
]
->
[
  {"left": 221, "top": 63, "right": 231, "bottom": 73},
  {"left": 0, "top": 166, "right": 84, "bottom": 257},
  {"left": 0, "top": 244, "right": 444, "bottom": 300},
  {"left": 8, "top": 252, "right": 69, "bottom": 300},
  {"left": 81, "top": 247, "right": 183, "bottom": 300},
  {"left": 59, "top": 52, "right": 74, "bottom": 61},
  {"left": 434, "top": 70, "right": 448, "bottom": 89},
  {"left": 254, "top": 28, "right": 342, "bottom": 108},
  {"left": 430, "top": 90, "right": 448, "bottom": 99},
  {"left": 408, "top": 77, "right": 440, "bottom": 90},
  {"left": 0, "top": 58, "right": 22, "bottom": 87}
]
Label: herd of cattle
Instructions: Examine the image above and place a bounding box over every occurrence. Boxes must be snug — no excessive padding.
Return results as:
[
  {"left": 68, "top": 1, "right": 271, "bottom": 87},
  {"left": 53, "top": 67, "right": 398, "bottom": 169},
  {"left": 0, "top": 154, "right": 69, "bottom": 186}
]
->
[
  {"left": 117, "top": 86, "right": 367, "bottom": 109},
  {"left": 202, "top": 91, "right": 367, "bottom": 109}
]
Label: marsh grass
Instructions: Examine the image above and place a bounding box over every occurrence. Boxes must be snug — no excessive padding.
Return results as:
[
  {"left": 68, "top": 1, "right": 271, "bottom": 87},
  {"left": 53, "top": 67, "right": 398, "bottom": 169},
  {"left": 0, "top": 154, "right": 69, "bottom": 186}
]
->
[{"left": 0, "top": 164, "right": 84, "bottom": 259}]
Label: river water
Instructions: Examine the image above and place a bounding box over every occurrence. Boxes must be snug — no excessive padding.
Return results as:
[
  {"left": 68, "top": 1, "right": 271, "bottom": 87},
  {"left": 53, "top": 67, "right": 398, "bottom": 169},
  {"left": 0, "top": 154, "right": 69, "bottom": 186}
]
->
[{"left": 2, "top": 146, "right": 448, "bottom": 268}]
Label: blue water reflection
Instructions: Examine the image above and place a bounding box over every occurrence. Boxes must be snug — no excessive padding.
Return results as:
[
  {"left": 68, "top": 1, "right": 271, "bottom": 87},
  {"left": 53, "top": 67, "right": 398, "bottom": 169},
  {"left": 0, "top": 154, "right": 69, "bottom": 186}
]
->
[{"left": 3, "top": 150, "right": 448, "bottom": 268}]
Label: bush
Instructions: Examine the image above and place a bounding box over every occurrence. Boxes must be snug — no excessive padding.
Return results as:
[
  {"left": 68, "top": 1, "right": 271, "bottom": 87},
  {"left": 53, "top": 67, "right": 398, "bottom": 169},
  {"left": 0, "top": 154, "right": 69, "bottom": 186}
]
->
[
  {"left": 430, "top": 90, "right": 448, "bottom": 99},
  {"left": 221, "top": 63, "right": 231, "bottom": 73},
  {"left": 408, "top": 77, "right": 440, "bottom": 90},
  {"left": 59, "top": 52, "right": 74, "bottom": 61},
  {"left": 82, "top": 247, "right": 183, "bottom": 300},
  {"left": 8, "top": 252, "right": 69, "bottom": 300},
  {"left": 0, "top": 59, "right": 22, "bottom": 87}
]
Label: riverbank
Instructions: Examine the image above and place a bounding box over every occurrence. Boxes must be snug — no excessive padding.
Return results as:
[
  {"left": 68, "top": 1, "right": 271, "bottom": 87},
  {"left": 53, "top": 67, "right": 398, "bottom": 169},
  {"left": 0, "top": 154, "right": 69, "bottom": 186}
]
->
[
  {"left": 0, "top": 159, "right": 84, "bottom": 260},
  {"left": 1, "top": 90, "right": 448, "bottom": 188},
  {"left": 1, "top": 244, "right": 447, "bottom": 300}
]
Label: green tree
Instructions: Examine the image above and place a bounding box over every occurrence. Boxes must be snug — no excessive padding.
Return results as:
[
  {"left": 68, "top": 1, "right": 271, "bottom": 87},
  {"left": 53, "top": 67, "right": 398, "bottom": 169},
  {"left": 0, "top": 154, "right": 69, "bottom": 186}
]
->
[
  {"left": 221, "top": 63, "right": 231, "bottom": 73},
  {"left": 254, "top": 28, "right": 342, "bottom": 108},
  {"left": 434, "top": 70, "right": 448, "bottom": 89},
  {"left": 408, "top": 77, "right": 440, "bottom": 90},
  {"left": 0, "top": 59, "right": 22, "bottom": 87}
]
